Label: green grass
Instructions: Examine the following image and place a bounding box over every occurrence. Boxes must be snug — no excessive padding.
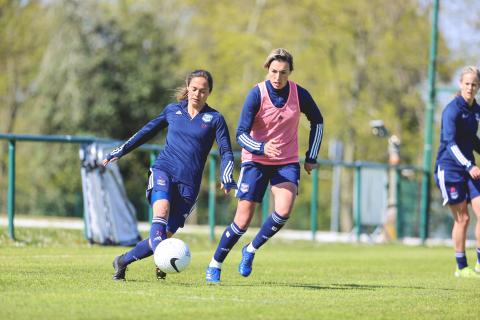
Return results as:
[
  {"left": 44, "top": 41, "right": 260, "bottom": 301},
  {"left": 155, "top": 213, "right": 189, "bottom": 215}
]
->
[{"left": 1, "top": 228, "right": 480, "bottom": 320}]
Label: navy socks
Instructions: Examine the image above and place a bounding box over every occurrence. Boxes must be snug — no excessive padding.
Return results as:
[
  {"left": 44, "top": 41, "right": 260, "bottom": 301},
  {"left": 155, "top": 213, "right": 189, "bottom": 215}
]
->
[
  {"left": 456, "top": 252, "right": 468, "bottom": 270},
  {"left": 150, "top": 217, "right": 168, "bottom": 253},
  {"left": 213, "top": 222, "right": 246, "bottom": 263},
  {"left": 123, "top": 239, "right": 152, "bottom": 265},
  {"left": 251, "top": 212, "right": 288, "bottom": 250}
]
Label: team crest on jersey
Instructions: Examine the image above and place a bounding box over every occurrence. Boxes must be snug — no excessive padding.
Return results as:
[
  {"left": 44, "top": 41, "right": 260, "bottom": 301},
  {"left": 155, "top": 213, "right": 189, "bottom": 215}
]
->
[
  {"left": 202, "top": 114, "right": 213, "bottom": 123},
  {"left": 157, "top": 178, "right": 166, "bottom": 186},
  {"left": 450, "top": 186, "right": 458, "bottom": 200},
  {"left": 240, "top": 183, "right": 249, "bottom": 193}
]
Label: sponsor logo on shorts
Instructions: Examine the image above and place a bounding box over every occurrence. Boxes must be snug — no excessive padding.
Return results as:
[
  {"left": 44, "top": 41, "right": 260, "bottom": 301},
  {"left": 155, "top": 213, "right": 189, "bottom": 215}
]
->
[
  {"left": 157, "top": 178, "right": 166, "bottom": 186},
  {"left": 450, "top": 186, "right": 458, "bottom": 200},
  {"left": 240, "top": 183, "right": 249, "bottom": 193}
]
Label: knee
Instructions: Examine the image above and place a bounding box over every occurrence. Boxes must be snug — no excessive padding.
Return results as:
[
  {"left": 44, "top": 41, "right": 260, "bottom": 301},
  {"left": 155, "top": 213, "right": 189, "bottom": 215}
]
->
[{"left": 456, "top": 214, "right": 470, "bottom": 226}]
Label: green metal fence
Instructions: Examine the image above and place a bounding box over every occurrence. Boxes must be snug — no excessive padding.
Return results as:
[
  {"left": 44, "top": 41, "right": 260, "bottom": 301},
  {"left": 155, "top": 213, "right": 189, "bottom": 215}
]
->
[{"left": 0, "top": 133, "right": 426, "bottom": 243}]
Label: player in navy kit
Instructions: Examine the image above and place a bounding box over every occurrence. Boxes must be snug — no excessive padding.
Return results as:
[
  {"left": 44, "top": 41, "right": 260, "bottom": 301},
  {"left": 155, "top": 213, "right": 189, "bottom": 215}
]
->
[
  {"left": 206, "top": 48, "right": 324, "bottom": 282},
  {"left": 103, "top": 70, "right": 236, "bottom": 281},
  {"left": 434, "top": 66, "right": 480, "bottom": 278}
]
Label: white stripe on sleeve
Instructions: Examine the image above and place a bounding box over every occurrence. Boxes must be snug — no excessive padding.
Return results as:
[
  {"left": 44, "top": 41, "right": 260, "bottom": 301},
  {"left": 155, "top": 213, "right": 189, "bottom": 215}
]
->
[
  {"left": 223, "top": 160, "right": 234, "bottom": 183},
  {"left": 309, "top": 123, "right": 323, "bottom": 159},
  {"left": 239, "top": 134, "right": 262, "bottom": 151},
  {"left": 450, "top": 145, "right": 472, "bottom": 167}
]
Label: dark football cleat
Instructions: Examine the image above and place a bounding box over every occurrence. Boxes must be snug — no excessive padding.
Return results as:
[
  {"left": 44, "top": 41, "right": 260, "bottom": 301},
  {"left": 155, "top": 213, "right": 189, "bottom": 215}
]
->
[
  {"left": 156, "top": 267, "right": 167, "bottom": 280},
  {"left": 112, "top": 254, "right": 127, "bottom": 280}
]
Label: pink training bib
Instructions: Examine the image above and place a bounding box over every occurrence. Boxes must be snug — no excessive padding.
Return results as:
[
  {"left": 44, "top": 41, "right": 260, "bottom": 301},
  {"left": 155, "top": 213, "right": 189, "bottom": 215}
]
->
[{"left": 242, "top": 80, "right": 300, "bottom": 164}]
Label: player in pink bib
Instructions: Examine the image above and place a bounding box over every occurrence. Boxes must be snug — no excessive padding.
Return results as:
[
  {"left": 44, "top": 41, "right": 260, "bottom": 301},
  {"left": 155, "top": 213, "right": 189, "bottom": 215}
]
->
[{"left": 206, "top": 48, "right": 324, "bottom": 282}]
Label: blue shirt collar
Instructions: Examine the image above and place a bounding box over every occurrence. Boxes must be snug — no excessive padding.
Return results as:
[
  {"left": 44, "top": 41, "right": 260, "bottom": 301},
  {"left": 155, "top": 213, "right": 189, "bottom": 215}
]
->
[
  {"left": 266, "top": 80, "right": 290, "bottom": 95},
  {"left": 456, "top": 95, "right": 478, "bottom": 110},
  {"left": 179, "top": 99, "right": 210, "bottom": 112}
]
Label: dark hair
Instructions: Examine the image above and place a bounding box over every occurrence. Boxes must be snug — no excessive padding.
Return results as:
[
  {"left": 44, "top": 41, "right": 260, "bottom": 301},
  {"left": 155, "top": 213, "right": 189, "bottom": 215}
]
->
[
  {"left": 263, "top": 48, "right": 294, "bottom": 71},
  {"left": 175, "top": 69, "right": 213, "bottom": 101}
]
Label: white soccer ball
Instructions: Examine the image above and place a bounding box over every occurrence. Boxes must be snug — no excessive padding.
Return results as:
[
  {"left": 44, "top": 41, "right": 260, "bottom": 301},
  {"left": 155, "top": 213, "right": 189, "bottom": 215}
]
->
[{"left": 153, "top": 238, "right": 191, "bottom": 274}]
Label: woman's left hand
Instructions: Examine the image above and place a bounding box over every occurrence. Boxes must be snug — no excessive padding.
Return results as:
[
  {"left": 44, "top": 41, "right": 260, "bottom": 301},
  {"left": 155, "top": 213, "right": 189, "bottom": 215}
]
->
[
  {"left": 304, "top": 162, "right": 318, "bottom": 175},
  {"left": 221, "top": 182, "right": 236, "bottom": 194}
]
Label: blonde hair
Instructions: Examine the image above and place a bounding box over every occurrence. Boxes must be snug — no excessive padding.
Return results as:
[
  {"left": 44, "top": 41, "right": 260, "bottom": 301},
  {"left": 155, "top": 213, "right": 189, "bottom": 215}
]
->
[
  {"left": 175, "top": 70, "right": 213, "bottom": 102},
  {"left": 460, "top": 66, "right": 480, "bottom": 83},
  {"left": 263, "top": 48, "right": 294, "bottom": 71},
  {"left": 457, "top": 66, "right": 480, "bottom": 97}
]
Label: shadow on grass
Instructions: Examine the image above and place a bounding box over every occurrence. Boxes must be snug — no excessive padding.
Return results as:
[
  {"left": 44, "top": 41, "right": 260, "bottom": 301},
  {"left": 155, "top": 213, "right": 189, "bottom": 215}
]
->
[
  {"left": 197, "top": 282, "right": 454, "bottom": 291},
  {"left": 284, "top": 283, "right": 453, "bottom": 291}
]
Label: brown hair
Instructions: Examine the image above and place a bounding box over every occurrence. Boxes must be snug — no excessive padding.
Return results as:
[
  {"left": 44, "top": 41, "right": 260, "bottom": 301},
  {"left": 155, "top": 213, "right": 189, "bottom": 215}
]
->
[
  {"left": 263, "top": 48, "right": 294, "bottom": 71},
  {"left": 175, "top": 69, "right": 213, "bottom": 101}
]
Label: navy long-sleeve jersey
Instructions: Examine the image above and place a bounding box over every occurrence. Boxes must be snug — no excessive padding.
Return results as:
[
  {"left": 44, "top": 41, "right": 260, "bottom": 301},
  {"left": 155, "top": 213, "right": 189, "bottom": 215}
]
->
[
  {"left": 107, "top": 100, "right": 235, "bottom": 193},
  {"left": 236, "top": 80, "right": 324, "bottom": 163},
  {"left": 435, "top": 95, "right": 480, "bottom": 175}
]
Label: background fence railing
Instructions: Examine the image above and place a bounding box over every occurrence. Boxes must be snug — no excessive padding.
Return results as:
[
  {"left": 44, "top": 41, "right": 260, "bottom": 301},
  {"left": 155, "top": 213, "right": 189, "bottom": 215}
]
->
[{"left": 0, "top": 133, "right": 428, "bottom": 243}]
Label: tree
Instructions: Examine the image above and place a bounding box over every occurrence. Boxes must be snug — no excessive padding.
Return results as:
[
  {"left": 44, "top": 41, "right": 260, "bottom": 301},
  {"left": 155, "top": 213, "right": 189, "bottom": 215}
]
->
[
  {"left": 0, "top": 0, "right": 53, "bottom": 210},
  {"left": 17, "top": 0, "right": 181, "bottom": 217}
]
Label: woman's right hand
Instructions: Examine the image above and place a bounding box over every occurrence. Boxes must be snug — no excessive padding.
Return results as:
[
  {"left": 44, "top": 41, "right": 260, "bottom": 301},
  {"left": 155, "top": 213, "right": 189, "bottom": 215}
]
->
[
  {"left": 263, "top": 139, "right": 281, "bottom": 158},
  {"left": 469, "top": 165, "right": 480, "bottom": 179},
  {"left": 102, "top": 157, "right": 118, "bottom": 167}
]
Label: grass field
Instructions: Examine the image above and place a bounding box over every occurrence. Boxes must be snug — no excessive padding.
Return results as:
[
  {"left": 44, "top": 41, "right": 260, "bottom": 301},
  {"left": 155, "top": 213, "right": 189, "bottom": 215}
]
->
[{"left": 1, "top": 227, "right": 480, "bottom": 320}]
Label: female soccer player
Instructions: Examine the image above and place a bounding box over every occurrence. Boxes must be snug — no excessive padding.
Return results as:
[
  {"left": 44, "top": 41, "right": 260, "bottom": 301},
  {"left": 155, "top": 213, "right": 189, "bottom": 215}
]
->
[
  {"left": 206, "top": 48, "right": 324, "bottom": 282},
  {"left": 104, "top": 69, "right": 236, "bottom": 280},
  {"left": 434, "top": 66, "right": 480, "bottom": 278}
]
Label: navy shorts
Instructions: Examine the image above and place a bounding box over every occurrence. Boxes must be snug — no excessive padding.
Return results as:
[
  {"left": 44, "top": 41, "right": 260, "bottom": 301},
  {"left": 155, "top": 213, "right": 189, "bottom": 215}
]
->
[
  {"left": 235, "top": 161, "right": 300, "bottom": 203},
  {"left": 435, "top": 165, "right": 480, "bottom": 205},
  {"left": 146, "top": 168, "right": 198, "bottom": 234}
]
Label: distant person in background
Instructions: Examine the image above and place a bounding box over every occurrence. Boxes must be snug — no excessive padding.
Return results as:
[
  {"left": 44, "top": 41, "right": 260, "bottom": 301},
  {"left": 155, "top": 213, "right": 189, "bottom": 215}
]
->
[
  {"left": 103, "top": 69, "right": 236, "bottom": 280},
  {"left": 434, "top": 66, "right": 480, "bottom": 278},
  {"left": 205, "top": 48, "right": 324, "bottom": 283}
]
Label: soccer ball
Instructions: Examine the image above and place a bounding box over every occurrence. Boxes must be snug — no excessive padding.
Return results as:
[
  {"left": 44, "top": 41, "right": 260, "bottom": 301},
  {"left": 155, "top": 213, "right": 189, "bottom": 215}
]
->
[{"left": 153, "top": 238, "right": 191, "bottom": 274}]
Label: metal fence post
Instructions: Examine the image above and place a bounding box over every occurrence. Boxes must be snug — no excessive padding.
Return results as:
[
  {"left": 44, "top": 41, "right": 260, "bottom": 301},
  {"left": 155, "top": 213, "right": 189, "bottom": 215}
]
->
[
  {"left": 310, "top": 168, "right": 318, "bottom": 240},
  {"left": 7, "top": 139, "right": 16, "bottom": 240},
  {"left": 420, "top": 0, "right": 439, "bottom": 244},
  {"left": 395, "top": 167, "right": 403, "bottom": 239},
  {"left": 354, "top": 164, "right": 362, "bottom": 242},
  {"left": 208, "top": 154, "right": 216, "bottom": 241}
]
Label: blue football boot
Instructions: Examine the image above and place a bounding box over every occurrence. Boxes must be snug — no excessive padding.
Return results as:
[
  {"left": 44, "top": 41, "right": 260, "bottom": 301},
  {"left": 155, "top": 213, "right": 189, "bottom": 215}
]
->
[
  {"left": 238, "top": 245, "right": 255, "bottom": 277},
  {"left": 206, "top": 266, "right": 221, "bottom": 283}
]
